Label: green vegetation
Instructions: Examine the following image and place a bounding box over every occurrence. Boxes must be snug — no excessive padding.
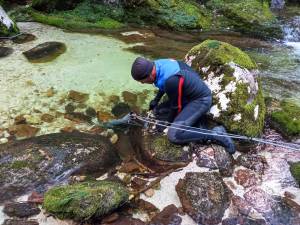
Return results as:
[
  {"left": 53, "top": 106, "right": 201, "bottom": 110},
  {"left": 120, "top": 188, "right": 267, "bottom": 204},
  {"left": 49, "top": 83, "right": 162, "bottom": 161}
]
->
[
  {"left": 10, "top": 160, "right": 31, "bottom": 169},
  {"left": 290, "top": 162, "right": 300, "bottom": 185},
  {"left": 271, "top": 100, "right": 300, "bottom": 137},
  {"left": 43, "top": 181, "right": 129, "bottom": 220}
]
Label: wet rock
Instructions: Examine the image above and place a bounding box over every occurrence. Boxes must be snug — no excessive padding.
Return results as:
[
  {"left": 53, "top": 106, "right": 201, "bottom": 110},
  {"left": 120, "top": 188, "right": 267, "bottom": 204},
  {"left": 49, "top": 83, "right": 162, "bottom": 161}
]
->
[
  {"left": 134, "top": 199, "right": 159, "bottom": 214},
  {"left": 244, "top": 187, "right": 300, "bottom": 224},
  {"left": 122, "top": 91, "right": 137, "bottom": 105},
  {"left": 195, "top": 144, "right": 234, "bottom": 177},
  {"left": 12, "top": 33, "right": 36, "bottom": 44},
  {"left": 176, "top": 172, "right": 232, "bottom": 224},
  {"left": 45, "top": 87, "right": 55, "bottom": 97},
  {"left": 101, "top": 212, "right": 120, "bottom": 223},
  {"left": 97, "top": 111, "right": 115, "bottom": 122},
  {"left": 101, "top": 216, "right": 146, "bottom": 225},
  {"left": 2, "top": 219, "right": 39, "bottom": 225},
  {"left": 43, "top": 181, "right": 129, "bottom": 220},
  {"left": 222, "top": 217, "right": 266, "bottom": 225},
  {"left": 65, "top": 103, "right": 76, "bottom": 113},
  {"left": 131, "top": 177, "right": 148, "bottom": 190},
  {"left": 231, "top": 196, "right": 253, "bottom": 217},
  {"left": 8, "top": 124, "right": 39, "bottom": 139},
  {"left": 149, "top": 204, "right": 182, "bottom": 225},
  {"left": 143, "top": 134, "right": 191, "bottom": 162},
  {"left": 14, "top": 115, "right": 27, "bottom": 125},
  {"left": 144, "top": 188, "right": 155, "bottom": 197},
  {"left": 3, "top": 202, "right": 41, "bottom": 218},
  {"left": 290, "top": 162, "right": 300, "bottom": 185},
  {"left": 119, "top": 161, "right": 142, "bottom": 173},
  {"left": 67, "top": 90, "right": 89, "bottom": 103},
  {"left": 0, "top": 132, "right": 120, "bottom": 203},
  {"left": 0, "top": 47, "right": 13, "bottom": 58},
  {"left": 41, "top": 114, "right": 55, "bottom": 123},
  {"left": 85, "top": 107, "right": 97, "bottom": 117},
  {"left": 234, "top": 168, "right": 261, "bottom": 188},
  {"left": 23, "top": 42, "right": 66, "bottom": 63},
  {"left": 111, "top": 102, "right": 131, "bottom": 117},
  {"left": 236, "top": 154, "right": 268, "bottom": 175},
  {"left": 28, "top": 192, "right": 44, "bottom": 204},
  {"left": 186, "top": 40, "right": 265, "bottom": 137},
  {"left": 64, "top": 112, "right": 92, "bottom": 123}
]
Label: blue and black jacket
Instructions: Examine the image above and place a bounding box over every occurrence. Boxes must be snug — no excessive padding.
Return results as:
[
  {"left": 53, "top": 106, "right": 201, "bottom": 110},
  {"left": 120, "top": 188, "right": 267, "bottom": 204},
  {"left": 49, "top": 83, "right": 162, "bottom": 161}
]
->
[{"left": 153, "top": 59, "right": 211, "bottom": 122}]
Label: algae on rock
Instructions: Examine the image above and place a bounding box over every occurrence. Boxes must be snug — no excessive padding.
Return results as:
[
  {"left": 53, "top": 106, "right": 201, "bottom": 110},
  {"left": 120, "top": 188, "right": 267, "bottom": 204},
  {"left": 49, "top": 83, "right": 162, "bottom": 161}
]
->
[
  {"left": 43, "top": 181, "right": 129, "bottom": 220},
  {"left": 290, "top": 162, "right": 300, "bottom": 186},
  {"left": 0, "top": 5, "right": 19, "bottom": 36},
  {"left": 270, "top": 100, "right": 300, "bottom": 138},
  {"left": 185, "top": 40, "right": 266, "bottom": 137}
]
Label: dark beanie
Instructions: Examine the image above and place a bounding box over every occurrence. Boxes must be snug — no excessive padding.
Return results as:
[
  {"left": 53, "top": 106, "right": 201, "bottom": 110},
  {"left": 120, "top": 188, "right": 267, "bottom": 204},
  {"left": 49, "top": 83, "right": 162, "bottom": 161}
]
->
[{"left": 131, "top": 57, "right": 154, "bottom": 81}]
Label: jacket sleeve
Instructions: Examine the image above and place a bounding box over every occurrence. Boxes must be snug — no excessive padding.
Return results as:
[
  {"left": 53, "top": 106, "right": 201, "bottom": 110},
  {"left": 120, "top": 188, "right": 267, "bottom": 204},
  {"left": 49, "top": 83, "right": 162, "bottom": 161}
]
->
[
  {"left": 165, "top": 75, "right": 183, "bottom": 123},
  {"left": 153, "top": 89, "right": 165, "bottom": 103}
]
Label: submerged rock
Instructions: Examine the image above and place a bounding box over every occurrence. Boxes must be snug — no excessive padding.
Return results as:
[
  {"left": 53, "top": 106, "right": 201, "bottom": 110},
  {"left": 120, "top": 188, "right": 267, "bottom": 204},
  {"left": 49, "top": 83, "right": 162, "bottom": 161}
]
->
[
  {"left": 149, "top": 204, "right": 182, "bottom": 225},
  {"left": 0, "top": 6, "right": 19, "bottom": 36},
  {"left": 176, "top": 172, "right": 232, "bottom": 224},
  {"left": 67, "top": 90, "right": 89, "bottom": 103},
  {"left": 12, "top": 33, "right": 36, "bottom": 44},
  {"left": 186, "top": 40, "right": 265, "bottom": 137},
  {"left": 101, "top": 216, "right": 145, "bottom": 225},
  {"left": 0, "top": 47, "right": 13, "bottom": 58},
  {"left": 2, "top": 219, "right": 39, "bottom": 225},
  {"left": 3, "top": 202, "right": 41, "bottom": 218},
  {"left": 194, "top": 144, "right": 234, "bottom": 177},
  {"left": 8, "top": 124, "right": 40, "bottom": 139},
  {"left": 236, "top": 154, "right": 268, "bottom": 175},
  {"left": 143, "top": 134, "right": 191, "bottom": 162},
  {"left": 43, "top": 181, "right": 129, "bottom": 220},
  {"left": 23, "top": 41, "right": 66, "bottom": 63},
  {"left": 0, "top": 132, "right": 120, "bottom": 203}
]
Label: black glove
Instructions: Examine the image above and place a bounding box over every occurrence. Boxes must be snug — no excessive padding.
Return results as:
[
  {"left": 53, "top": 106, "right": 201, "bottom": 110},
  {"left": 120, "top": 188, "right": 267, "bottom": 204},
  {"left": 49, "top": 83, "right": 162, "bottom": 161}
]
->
[{"left": 149, "top": 99, "right": 158, "bottom": 110}]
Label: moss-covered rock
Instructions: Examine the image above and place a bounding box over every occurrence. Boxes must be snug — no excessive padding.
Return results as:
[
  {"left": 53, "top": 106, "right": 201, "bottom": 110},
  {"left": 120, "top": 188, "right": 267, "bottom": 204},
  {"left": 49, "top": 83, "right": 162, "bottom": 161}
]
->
[
  {"left": 128, "top": 0, "right": 212, "bottom": 30},
  {"left": 185, "top": 40, "right": 265, "bottom": 137},
  {"left": 205, "top": 0, "right": 282, "bottom": 38},
  {"left": 270, "top": 100, "right": 300, "bottom": 138},
  {"left": 144, "top": 134, "right": 190, "bottom": 162},
  {"left": 0, "top": 6, "right": 19, "bottom": 36},
  {"left": 43, "top": 181, "right": 129, "bottom": 220},
  {"left": 290, "top": 162, "right": 300, "bottom": 185}
]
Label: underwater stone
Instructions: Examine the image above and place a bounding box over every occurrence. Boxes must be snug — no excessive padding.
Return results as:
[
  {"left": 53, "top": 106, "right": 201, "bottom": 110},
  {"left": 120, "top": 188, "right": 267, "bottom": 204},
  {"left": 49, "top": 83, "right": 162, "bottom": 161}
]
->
[
  {"left": 43, "top": 180, "right": 129, "bottom": 220},
  {"left": 2, "top": 219, "right": 39, "bottom": 225},
  {"left": 8, "top": 124, "right": 40, "bottom": 139},
  {"left": 185, "top": 40, "right": 265, "bottom": 137},
  {"left": 176, "top": 172, "right": 232, "bottom": 224},
  {"left": 23, "top": 41, "right": 66, "bottom": 63},
  {"left": 12, "top": 33, "right": 36, "bottom": 44},
  {"left": 0, "top": 47, "right": 13, "bottom": 58},
  {"left": 67, "top": 90, "right": 89, "bottom": 103},
  {"left": 111, "top": 102, "right": 131, "bottom": 117},
  {"left": 3, "top": 202, "right": 41, "bottom": 218}
]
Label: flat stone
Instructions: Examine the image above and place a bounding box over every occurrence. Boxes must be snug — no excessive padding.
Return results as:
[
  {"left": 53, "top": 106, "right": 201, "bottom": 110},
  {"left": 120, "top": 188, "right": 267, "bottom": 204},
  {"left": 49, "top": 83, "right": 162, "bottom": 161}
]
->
[
  {"left": 176, "top": 172, "right": 232, "bottom": 224},
  {"left": 234, "top": 168, "right": 260, "bottom": 188},
  {"left": 12, "top": 33, "right": 36, "bottom": 44},
  {"left": 0, "top": 47, "right": 13, "bottom": 58},
  {"left": 236, "top": 154, "right": 268, "bottom": 175},
  {"left": 8, "top": 124, "right": 39, "bottom": 139},
  {"left": 67, "top": 90, "right": 89, "bottom": 103},
  {"left": 3, "top": 202, "right": 41, "bottom": 218},
  {"left": 149, "top": 204, "right": 182, "bottom": 225},
  {"left": 23, "top": 41, "right": 66, "bottom": 63}
]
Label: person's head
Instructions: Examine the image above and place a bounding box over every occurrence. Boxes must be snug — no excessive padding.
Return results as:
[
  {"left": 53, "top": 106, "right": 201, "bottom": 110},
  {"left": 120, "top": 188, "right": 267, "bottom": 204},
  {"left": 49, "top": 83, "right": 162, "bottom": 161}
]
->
[{"left": 131, "top": 57, "right": 155, "bottom": 84}]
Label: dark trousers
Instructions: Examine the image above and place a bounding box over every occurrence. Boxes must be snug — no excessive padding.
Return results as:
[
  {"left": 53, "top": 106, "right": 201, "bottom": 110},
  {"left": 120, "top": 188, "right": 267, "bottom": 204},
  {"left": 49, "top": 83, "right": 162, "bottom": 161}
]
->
[{"left": 166, "top": 96, "right": 213, "bottom": 144}]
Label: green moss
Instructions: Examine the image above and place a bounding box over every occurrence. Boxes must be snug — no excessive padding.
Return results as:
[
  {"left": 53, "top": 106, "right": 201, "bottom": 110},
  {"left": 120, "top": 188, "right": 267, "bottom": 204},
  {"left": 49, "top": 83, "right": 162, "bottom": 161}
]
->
[
  {"left": 128, "top": 0, "right": 212, "bottom": 30},
  {"left": 205, "top": 0, "right": 282, "bottom": 38},
  {"left": 189, "top": 40, "right": 257, "bottom": 69},
  {"left": 43, "top": 181, "right": 129, "bottom": 220},
  {"left": 271, "top": 100, "right": 300, "bottom": 137},
  {"left": 290, "top": 162, "right": 300, "bottom": 185},
  {"left": 152, "top": 135, "right": 185, "bottom": 161}
]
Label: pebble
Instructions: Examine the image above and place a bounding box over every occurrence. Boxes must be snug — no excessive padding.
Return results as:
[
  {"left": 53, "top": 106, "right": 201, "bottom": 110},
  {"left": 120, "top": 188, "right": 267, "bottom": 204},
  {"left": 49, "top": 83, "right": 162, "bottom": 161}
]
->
[
  {"left": 144, "top": 188, "right": 155, "bottom": 197},
  {"left": 110, "top": 134, "right": 118, "bottom": 144},
  {"left": 0, "top": 138, "right": 8, "bottom": 144}
]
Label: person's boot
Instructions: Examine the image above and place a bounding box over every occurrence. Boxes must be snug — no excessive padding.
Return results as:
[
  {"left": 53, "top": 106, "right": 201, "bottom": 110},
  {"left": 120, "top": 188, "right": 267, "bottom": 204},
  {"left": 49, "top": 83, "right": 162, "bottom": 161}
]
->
[{"left": 211, "top": 126, "right": 236, "bottom": 154}]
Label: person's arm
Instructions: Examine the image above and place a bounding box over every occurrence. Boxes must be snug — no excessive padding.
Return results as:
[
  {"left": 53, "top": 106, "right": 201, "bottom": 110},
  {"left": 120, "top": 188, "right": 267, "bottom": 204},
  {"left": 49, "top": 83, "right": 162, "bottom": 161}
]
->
[
  {"left": 164, "top": 75, "right": 184, "bottom": 123},
  {"left": 149, "top": 89, "right": 165, "bottom": 110}
]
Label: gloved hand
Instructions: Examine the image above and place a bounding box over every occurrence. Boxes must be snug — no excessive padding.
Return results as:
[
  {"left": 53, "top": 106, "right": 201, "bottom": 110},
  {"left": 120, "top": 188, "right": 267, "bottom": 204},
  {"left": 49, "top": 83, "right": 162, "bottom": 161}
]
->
[{"left": 149, "top": 99, "right": 159, "bottom": 110}]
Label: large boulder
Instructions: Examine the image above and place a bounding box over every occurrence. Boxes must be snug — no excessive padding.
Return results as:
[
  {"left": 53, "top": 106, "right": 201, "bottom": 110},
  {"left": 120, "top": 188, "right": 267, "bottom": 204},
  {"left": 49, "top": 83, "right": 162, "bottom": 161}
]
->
[
  {"left": 205, "top": 0, "right": 282, "bottom": 38},
  {"left": 43, "top": 181, "right": 129, "bottom": 220},
  {"left": 185, "top": 40, "right": 265, "bottom": 137},
  {"left": 0, "top": 132, "right": 120, "bottom": 203},
  {"left": 0, "top": 6, "right": 19, "bottom": 36},
  {"left": 176, "top": 172, "right": 232, "bottom": 224}
]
